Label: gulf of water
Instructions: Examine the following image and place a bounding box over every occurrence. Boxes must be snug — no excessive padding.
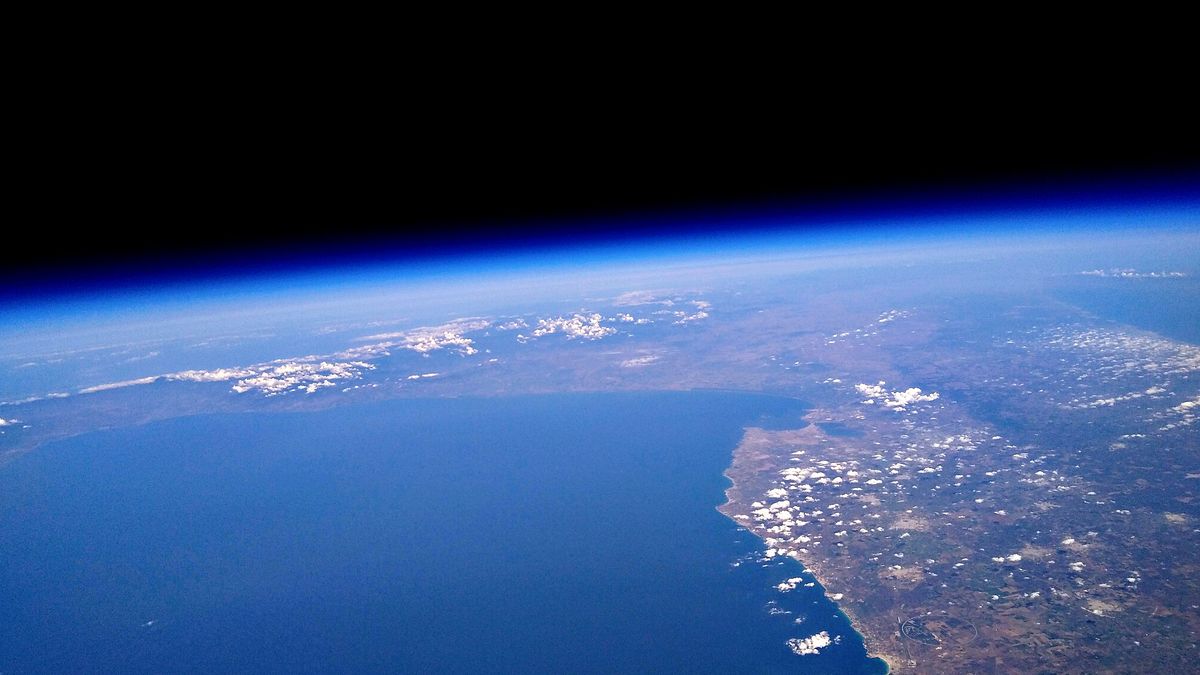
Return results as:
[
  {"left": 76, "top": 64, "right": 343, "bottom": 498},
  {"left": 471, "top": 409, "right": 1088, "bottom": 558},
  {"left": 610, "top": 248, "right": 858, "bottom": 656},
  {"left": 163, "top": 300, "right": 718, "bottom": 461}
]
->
[{"left": 0, "top": 392, "right": 885, "bottom": 673}]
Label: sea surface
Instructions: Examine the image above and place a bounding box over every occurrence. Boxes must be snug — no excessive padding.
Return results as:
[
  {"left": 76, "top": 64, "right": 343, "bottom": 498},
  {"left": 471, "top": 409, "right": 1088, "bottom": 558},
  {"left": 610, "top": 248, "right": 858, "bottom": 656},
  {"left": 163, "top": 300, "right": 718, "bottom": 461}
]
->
[{"left": 0, "top": 392, "right": 886, "bottom": 673}]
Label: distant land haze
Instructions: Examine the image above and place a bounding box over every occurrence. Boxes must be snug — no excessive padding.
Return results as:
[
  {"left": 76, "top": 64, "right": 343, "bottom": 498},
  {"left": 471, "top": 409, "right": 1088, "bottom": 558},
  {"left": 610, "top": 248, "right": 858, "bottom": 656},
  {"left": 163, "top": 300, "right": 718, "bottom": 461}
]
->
[{"left": 1, "top": 198, "right": 1197, "bottom": 672}]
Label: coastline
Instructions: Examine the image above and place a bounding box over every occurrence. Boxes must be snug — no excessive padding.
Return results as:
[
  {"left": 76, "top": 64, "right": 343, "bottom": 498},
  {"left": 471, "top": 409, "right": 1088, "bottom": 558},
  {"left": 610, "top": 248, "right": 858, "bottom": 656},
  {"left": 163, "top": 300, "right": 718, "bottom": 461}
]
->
[
  {"left": 791, "top": 554, "right": 899, "bottom": 673},
  {"left": 719, "top": 434, "right": 900, "bottom": 673}
]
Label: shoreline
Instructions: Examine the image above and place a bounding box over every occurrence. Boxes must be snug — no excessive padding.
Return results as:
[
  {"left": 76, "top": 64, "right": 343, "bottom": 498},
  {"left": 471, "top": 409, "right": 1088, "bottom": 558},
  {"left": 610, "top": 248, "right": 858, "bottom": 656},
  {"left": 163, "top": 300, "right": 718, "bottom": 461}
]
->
[
  {"left": 719, "top": 452, "right": 900, "bottom": 673},
  {"left": 792, "top": 555, "right": 899, "bottom": 673}
]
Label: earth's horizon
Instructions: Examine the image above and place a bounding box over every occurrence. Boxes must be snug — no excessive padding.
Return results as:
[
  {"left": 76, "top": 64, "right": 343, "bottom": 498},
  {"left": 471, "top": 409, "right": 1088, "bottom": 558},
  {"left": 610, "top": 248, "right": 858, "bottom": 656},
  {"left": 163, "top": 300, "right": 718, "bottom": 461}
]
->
[{"left": 3, "top": 202, "right": 1198, "bottom": 673}]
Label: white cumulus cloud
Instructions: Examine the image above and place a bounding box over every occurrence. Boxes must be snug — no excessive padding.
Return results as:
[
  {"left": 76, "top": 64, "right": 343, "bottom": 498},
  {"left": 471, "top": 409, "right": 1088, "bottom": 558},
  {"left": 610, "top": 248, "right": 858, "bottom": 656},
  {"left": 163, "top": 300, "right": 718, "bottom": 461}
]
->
[
  {"left": 354, "top": 318, "right": 489, "bottom": 357},
  {"left": 787, "top": 631, "right": 834, "bottom": 656},
  {"left": 521, "top": 313, "right": 617, "bottom": 341},
  {"left": 855, "top": 381, "right": 940, "bottom": 410}
]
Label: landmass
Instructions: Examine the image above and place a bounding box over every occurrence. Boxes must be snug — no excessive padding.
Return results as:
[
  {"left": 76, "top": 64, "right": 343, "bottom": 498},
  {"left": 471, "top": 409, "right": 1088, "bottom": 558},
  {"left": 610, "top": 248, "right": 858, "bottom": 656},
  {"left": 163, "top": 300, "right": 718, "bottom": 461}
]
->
[
  {"left": 2, "top": 259, "right": 1198, "bottom": 672},
  {"left": 718, "top": 304, "right": 1200, "bottom": 671}
]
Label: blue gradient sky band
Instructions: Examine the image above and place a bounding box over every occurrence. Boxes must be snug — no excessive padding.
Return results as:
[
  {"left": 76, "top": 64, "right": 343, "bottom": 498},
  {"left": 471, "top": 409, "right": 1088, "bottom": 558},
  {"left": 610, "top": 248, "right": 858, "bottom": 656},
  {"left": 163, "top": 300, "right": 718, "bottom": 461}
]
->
[{"left": 4, "top": 172, "right": 1198, "bottom": 320}]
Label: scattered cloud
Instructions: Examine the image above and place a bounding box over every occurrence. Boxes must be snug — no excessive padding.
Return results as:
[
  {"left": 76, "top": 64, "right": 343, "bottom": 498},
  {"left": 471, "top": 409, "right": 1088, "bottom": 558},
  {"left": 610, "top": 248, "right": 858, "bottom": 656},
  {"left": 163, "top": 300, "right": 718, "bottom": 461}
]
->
[
  {"left": 825, "top": 310, "right": 909, "bottom": 344},
  {"left": 1154, "top": 395, "right": 1200, "bottom": 431},
  {"left": 1175, "top": 397, "right": 1200, "bottom": 412},
  {"left": 672, "top": 309, "right": 709, "bottom": 324},
  {"left": 1079, "top": 268, "right": 1186, "bottom": 278}
]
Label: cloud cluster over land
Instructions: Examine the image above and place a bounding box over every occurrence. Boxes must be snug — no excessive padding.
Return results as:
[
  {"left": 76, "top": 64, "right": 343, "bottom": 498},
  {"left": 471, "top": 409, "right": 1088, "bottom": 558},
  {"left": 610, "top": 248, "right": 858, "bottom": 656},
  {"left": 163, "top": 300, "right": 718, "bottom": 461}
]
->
[
  {"left": 355, "top": 318, "right": 490, "bottom": 357},
  {"left": 520, "top": 313, "right": 617, "bottom": 341},
  {"left": 855, "top": 381, "right": 940, "bottom": 410},
  {"left": 1158, "top": 395, "right": 1200, "bottom": 431},
  {"left": 1045, "top": 327, "right": 1200, "bottom": 378},
  {"left": 76, "top": 358, "right": 376, "bottom": 398},
  {"left": 228, "top": 360, "right": 375, "bottom": 395},
  {"left": 170, "top": 368, "right": 258, "bottom": 382},
  {"left": 672, "top": 308, "right": 710, "bottom": 325}
]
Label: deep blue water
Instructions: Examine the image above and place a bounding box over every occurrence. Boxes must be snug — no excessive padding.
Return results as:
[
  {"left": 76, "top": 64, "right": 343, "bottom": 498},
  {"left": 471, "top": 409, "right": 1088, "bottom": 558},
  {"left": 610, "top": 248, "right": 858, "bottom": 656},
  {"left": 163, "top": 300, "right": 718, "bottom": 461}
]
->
[{"left": 0, "top": 392, "right": 885, "bottom": 674}]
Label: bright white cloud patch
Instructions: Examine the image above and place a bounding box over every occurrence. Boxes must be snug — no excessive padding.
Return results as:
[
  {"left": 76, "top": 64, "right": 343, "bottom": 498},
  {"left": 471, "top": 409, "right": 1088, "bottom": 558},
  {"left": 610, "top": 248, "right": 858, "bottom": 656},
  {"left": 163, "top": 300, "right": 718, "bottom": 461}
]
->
[
  {"left": 77, "top": 354, "right": 377, "bottom": 399},
  {"left": 776, "top": 577, "right": 804, "bottom": 592},
  {"left": 855, "top": 381, "right": 940, "bottom": 410},
  {"left": 854, "top": 382, "right": 886, "bottom": 400},
  {"left": 354, "top": 318, "right": 490, "bottom": 357},
  {"left": 787, "top": 631, "right": 834, "bottom": 656},
  {"left": 521, "top": 313, "right": 616, "bottom": 341},
  {"left": 229, "top": 360, "right": 374, "bottom": 396},
  {"left": 169, "top": 368, "right": 257, "bottom": 382},
  {"left": 886, "top": 387, "right": 940, "bottom": 409}
]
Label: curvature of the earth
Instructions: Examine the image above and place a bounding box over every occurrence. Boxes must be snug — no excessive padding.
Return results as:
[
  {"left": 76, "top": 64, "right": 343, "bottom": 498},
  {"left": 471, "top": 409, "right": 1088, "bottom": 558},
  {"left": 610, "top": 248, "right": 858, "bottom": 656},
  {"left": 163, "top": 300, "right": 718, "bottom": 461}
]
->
[{"left": 2, "top": 211, "right": 1199, "bottom": 673}]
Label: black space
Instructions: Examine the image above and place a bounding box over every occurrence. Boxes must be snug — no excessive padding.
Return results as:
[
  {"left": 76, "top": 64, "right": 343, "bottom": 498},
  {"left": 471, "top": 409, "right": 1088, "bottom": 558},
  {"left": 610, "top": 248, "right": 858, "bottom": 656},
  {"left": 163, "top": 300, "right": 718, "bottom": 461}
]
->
[
  {"left": 8, "top": 31, "right": 1200, "bottom": 300},
  {"left": 11, "top": 116, "right": 1200, "bottom": 295}
]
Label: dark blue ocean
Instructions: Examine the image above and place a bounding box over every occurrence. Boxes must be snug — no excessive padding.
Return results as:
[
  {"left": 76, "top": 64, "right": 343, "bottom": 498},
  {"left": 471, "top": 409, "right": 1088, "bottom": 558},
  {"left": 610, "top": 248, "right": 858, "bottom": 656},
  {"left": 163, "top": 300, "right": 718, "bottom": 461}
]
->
[{"left": 0, "top": 392, "right": 886, "bottom": 673}]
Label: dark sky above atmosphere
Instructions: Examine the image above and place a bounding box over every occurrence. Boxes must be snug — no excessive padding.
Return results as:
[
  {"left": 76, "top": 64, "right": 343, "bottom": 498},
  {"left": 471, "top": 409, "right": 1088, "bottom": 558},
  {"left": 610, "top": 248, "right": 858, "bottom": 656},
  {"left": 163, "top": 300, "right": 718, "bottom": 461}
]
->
[
  {"left": 12, "top": 118, "right": 1199, "bottom": 296},
  {"left": 11, "top": 37, "right": 1200, "bottom": 300}
]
